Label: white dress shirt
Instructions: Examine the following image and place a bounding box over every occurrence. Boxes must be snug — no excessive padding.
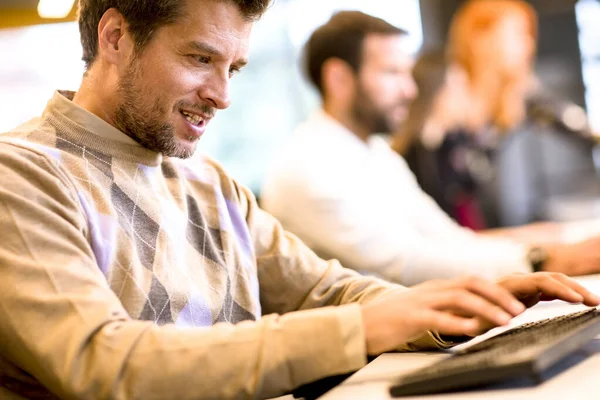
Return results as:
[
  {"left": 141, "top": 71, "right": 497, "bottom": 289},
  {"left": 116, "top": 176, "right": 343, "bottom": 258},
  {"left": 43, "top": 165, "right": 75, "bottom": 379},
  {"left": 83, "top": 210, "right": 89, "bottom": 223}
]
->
[{"left": 261, "top": 110, "right": 531, "bottom": 286}]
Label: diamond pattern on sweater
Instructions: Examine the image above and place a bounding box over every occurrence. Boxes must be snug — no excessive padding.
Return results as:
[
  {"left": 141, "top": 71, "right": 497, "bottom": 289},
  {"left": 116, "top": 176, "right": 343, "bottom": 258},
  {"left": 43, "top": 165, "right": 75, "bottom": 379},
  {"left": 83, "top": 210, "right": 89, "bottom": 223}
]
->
[
  {"left": 139, "top": 275, "right": 174, "bottom": 325},
  {"left": 214, "top": 275, "right": 256, "bottom": 323},
  {"left": 185, "top": 194, "right": 226, "bottom": 268},
  {"left": 111, "top": 183, "right": 160, "bottom": 270}
]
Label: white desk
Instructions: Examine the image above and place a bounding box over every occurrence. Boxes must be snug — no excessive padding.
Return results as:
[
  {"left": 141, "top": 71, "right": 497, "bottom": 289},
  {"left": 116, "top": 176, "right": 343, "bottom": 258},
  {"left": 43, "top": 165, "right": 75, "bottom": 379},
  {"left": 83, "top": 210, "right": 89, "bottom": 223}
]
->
[{"left": 318, "top": 275, "right": 600, "bottom": 400}]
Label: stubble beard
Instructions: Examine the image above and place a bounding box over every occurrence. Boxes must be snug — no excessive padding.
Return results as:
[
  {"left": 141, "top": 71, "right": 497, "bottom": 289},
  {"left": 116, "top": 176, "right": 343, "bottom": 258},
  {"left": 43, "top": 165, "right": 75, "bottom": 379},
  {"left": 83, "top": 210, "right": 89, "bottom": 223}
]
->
[
  {"left": 351, "top": 85, "right": 396, "bottom": 135},
  {"left": 114, "top": 60, "right": 195, "bottom": 159}
]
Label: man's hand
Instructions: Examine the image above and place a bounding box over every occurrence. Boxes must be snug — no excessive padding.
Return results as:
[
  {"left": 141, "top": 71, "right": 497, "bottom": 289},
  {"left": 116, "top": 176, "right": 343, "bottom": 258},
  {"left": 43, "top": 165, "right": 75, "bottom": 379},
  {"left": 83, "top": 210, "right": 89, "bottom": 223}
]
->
[
  {"left": 497, "top": 271, "right": 600, "bottom": 307},
  {"left": 543, "top": 237, "right": 600, "bottom": 276},
  {"left": 361, "top": 273, "right": 600, "bottom": 355}
]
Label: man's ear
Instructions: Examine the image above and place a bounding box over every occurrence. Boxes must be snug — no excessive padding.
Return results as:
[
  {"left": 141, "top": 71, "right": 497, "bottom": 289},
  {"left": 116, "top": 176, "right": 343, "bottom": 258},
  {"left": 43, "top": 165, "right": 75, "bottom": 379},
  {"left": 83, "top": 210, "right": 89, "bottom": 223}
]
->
[
  {"left": 321, "top": 58, "right": 356, "bottom": 100},
  {"left": 96, "top": 8, "right": 134, "bottom": 66}
]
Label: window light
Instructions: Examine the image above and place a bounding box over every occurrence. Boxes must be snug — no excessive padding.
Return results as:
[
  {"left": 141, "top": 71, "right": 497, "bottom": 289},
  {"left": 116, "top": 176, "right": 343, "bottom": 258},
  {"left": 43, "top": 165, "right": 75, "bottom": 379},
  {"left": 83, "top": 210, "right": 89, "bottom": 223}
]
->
[{"left": 37, "top": 0, "right": 76, "bottom": 19}]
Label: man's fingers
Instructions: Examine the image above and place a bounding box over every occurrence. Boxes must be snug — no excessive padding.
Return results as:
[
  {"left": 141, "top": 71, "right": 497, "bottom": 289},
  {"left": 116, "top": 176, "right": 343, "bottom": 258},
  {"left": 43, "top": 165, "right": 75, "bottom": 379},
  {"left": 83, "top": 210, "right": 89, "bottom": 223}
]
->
[
  {"left": 529, "top": 273, "right": 584, "bottom": 303},
  {"left": 454, "top": 276, "right": 525, "bottom": 316},
  {"left": 428, "top": 289, "right": 513, "bottom": 326},
  {"left": 419, "top": 310, "right": 482, "bottom": 337},
  {"left": 546, "top": 273, "right": 600, "bottom": 306}
]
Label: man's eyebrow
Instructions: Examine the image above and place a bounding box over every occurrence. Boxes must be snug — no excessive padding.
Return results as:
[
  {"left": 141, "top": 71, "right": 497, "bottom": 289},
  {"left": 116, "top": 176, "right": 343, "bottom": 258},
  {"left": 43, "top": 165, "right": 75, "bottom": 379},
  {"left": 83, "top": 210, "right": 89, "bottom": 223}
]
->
[
  {"left": 234, "top": 59, "right": 248, "bottom": 69},
  {"left": 188, "top": 41, "right": 248, "bottom": 67},
  {"left": 189, "top": 41, "right": 222, "bottom": 56}
]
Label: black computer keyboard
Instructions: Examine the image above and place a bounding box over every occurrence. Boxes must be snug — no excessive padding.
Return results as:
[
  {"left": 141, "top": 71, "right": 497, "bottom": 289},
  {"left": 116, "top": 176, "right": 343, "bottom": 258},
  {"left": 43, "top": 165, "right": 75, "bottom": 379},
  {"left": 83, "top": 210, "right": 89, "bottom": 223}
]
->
[{"left": 389, "top": 307, "right": 600, "bottom": 397}]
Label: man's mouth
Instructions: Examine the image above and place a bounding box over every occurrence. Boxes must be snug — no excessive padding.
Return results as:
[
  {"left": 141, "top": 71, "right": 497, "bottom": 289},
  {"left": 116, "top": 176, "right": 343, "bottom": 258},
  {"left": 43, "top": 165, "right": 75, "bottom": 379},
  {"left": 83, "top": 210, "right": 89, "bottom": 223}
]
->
[{"left": 180, "top": 110, "right": 206, "bottom": 126}]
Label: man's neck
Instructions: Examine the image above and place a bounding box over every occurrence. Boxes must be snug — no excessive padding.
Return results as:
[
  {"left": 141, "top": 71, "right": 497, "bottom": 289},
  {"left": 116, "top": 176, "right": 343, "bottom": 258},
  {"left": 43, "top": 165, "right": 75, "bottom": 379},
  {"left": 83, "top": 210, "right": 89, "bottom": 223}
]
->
[
  {"left": 72, "top": 69, "right": 120, "bottom": 130},
  {"left": 322, "top": 103, "right": 370, "bottom": 143}
]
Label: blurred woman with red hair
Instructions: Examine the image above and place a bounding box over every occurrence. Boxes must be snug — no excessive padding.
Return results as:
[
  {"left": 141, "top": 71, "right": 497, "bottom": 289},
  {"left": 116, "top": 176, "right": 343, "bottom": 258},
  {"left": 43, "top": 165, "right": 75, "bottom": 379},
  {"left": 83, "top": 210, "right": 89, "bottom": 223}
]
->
[
  {"left": 447, "top": 0, "right": 537, "bottom": 135},
  {"left": 393, "top": 0, "right": 539, "bottom": 229}
]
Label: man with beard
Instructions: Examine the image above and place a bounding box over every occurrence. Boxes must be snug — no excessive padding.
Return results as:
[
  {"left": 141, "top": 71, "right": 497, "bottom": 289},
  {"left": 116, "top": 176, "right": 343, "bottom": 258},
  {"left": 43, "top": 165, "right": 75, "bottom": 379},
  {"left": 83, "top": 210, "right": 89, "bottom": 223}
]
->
[
  {"left": 261, "top": 10, "right": 600, "bottom": 286},
  {"left": 0, "top": 2, "right": 599, "bottom": 399}
]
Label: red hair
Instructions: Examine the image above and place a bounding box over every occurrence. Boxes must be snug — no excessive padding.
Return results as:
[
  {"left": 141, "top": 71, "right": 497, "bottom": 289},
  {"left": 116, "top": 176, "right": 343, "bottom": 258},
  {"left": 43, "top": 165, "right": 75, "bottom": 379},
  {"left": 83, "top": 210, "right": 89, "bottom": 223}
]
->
[{"left": 448, "top": 0, "right": 538, "bottom": 131}]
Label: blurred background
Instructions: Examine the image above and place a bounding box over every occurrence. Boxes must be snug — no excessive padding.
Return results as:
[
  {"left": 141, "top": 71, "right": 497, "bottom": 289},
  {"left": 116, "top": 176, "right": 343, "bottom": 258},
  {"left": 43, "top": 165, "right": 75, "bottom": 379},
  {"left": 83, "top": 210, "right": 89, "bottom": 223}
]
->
[{"left": 1, "top": 0, "right": 600, "bottom": 227}]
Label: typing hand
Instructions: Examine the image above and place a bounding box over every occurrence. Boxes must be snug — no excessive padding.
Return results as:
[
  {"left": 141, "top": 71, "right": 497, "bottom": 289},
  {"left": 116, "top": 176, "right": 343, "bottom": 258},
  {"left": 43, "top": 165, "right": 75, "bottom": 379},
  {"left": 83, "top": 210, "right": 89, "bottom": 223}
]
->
[
  {"left": 361, "top": 273, "right": 600, "bottom": 355},
  {"left": 497, "top": 271, "right": 600, "bottom": 308},
  {"left": 474, "top": 272, "right": 600, "bottom": 335},
  {"left": 361, "top": 276, "right": 526, "bottom": 355}
]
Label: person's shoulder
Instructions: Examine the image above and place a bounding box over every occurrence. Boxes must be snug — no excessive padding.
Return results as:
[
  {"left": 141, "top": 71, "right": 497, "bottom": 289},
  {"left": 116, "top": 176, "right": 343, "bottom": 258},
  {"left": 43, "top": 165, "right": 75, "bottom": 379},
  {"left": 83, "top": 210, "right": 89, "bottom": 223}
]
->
[
  {"left": 0, "top": 134, "right": 75, "bottom": 196},
  {"left": 371, "top": 136, "right": 413, "bottom": 168},
  {"left": 0, "top": 115, "right": 62, "bottom": 159},
  {"left": 0, "top": 136, "right": 61, "bottom": 166},
  {"left": 371, "top": 135, "right": 401, "bottom": 154},
  {"left": 292, "top": 113, "right": 343, "bottom": 145}
]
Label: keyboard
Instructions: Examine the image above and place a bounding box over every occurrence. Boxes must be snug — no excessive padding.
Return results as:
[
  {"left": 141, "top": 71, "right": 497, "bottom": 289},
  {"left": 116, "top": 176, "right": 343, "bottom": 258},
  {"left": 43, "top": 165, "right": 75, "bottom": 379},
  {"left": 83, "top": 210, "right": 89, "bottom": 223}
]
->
[{"left": 389, "top": 307, "right": 600, "bottom": 397}]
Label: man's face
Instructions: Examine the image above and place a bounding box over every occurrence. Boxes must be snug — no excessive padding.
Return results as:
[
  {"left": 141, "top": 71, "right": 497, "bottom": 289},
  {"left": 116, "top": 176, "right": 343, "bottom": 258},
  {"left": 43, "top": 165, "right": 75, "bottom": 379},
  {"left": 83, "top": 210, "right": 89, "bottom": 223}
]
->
[
  {"left": 115, "top": 0, "right": 252, "bottom": 158},
  {"left": 351, "top": 34, "right": 417, "bottom": 134}
]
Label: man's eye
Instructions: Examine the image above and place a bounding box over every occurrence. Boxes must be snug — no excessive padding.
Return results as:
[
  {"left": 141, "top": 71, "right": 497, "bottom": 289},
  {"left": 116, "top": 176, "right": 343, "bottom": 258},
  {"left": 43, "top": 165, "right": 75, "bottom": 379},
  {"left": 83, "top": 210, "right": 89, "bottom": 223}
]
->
[
  {"left": 194, "top": 55, "right": 211, "bottom": 64},
  {"left": 229, "top": 67, "right": 241, "bottom": 77}
]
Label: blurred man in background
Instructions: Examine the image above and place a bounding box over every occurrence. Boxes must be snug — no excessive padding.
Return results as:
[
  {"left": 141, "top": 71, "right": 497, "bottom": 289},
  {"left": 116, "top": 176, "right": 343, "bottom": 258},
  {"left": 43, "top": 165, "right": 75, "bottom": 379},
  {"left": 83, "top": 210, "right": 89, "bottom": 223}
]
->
[
  {"left": 393, "top": 0, "right": 536, "bottom": 230},
  {"left": 261, "top": 10, "right": 600, "bottom": 286}
]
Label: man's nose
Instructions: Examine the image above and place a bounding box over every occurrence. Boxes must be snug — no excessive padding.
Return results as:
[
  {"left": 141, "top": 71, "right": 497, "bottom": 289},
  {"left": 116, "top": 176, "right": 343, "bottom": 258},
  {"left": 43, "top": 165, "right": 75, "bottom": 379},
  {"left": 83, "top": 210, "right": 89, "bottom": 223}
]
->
[{"left": 199, "top": 74, "right": 231, "bottom": 110}]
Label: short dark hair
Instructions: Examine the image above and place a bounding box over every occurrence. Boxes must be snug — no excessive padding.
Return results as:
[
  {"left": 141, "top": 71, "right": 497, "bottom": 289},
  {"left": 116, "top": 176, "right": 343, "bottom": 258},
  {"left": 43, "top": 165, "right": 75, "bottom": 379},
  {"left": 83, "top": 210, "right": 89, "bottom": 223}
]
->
[
  {"left": 305, "top": 11, "right": 406, "bottom": 95},
  {"left": 78, "top": 0, "right": 271, "bottom": 69}
]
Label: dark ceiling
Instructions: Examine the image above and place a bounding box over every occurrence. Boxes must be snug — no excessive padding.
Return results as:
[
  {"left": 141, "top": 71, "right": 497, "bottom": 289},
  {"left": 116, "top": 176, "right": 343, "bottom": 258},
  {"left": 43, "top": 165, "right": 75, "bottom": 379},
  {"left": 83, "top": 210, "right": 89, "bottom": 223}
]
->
[{"left": 0, "top": 0, "right": 39, "bottom": 9}]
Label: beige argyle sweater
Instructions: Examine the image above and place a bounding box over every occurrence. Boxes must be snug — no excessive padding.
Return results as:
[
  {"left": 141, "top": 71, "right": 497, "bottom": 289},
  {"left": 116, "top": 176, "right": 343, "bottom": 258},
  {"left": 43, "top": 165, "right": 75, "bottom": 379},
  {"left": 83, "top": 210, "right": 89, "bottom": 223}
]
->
[{"left": 0, "top": 91, "right": 448, "bottom": 400}]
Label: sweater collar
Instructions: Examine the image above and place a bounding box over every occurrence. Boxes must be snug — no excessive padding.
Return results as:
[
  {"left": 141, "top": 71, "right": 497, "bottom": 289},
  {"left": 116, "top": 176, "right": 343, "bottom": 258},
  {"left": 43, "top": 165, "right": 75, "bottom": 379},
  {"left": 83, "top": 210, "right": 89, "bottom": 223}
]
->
[
  {"left": 50, "top": 90, "right": 139, "bottom": 146},
  {"left": 44, "top": 90, "right": 163, "bottom": 166}
]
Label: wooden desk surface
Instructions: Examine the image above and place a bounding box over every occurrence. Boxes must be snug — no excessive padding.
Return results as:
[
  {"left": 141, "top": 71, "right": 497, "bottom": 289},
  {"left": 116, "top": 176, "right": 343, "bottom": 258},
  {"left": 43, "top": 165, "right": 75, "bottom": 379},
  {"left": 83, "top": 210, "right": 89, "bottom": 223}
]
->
[{"left": 318, "top": 275, "right": 600, "bottom": 400}]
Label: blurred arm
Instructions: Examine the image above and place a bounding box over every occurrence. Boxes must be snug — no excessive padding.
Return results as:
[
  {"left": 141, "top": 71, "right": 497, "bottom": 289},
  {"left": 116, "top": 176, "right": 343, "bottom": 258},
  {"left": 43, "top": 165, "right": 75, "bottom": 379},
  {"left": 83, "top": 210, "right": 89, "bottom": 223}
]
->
[{"left": 262, "top": 153, "right": 531, "bottom": 287}]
